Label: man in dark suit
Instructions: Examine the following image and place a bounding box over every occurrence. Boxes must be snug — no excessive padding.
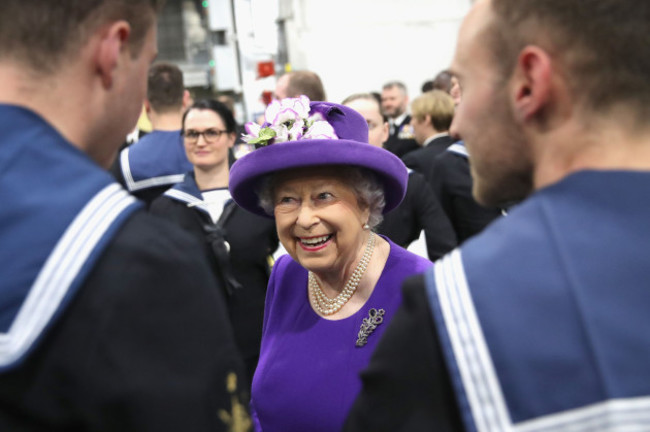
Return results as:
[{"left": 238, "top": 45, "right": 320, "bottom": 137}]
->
[
  {"left": 418, "top": 81, "right": 502, "bottom": 244},
  {"left": 381, "top": 81, "right": 419, "bottom": 158},
  {"left": 429, "top": 141, "right": 502, "bottom": 243},
  {"left": 401, "top": 90, "right": 456, "bottom": 177},
  {"left": 345, "top": 0, "right": 650, "bottom": 430}
]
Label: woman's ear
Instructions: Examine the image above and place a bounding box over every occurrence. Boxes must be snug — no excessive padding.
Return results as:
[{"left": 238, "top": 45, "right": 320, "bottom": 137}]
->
[
  {"left": 381, "top": 121, "right": 389, "bottom": 143},
  {"left": 227, "top": 132, "right": 237, "bottom": 148},
  {"left": 359, "top": 204, "right": 371, "bottom": 229}
]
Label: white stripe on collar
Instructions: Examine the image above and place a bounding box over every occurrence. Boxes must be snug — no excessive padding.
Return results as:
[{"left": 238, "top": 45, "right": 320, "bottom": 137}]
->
[
  {"left": 516, "top": 397, "right": 650, "bottom": 432},
  {"left": 120, "top": 147, "right": 135, "bottom": 189},
  {"left": 434, "top": 250, "right": 512, "bottom": 431},
  {"left": 121, "top": 147, "right": 185, "bottom": 192},
  {"left": 164, "top": 188, "right": 210, "bottom": 214},
  {"left": 434, "top": 250, "right": 650, "bottom": 431},
  {"left": 447, "top": 143, "right": 469, "bottom": 158},
  {"left": 128, "top": 174, "right": 186, "bottom": 192},
  {"left": 0, "top": 184, "right": 137, "bottom": 367}
]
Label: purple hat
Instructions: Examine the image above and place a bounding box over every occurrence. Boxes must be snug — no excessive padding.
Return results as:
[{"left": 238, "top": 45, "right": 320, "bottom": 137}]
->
[{"left": 229, "top": 96, "right": 408, "bottom": 218}]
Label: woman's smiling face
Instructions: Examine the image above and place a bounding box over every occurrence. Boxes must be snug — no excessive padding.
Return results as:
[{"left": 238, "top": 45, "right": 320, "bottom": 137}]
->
[
  {"left": 273, "top": 167, "right": 370, "bottom": 279},
  {"left": 183, "top": 108, "right": 234, "bottom": 171}
]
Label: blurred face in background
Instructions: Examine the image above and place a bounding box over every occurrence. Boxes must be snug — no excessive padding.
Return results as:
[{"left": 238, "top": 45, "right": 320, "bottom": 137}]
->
[
  {"left": 409, "top": 114, "right": 429, "bottom": 146},
  {"left": 381, "top": 86, "right": 408, "bottom": 119},
  {"left": 344, "top": 98, "right": 389, "bottom": 148},
  {"left": 274, "top": 74, "right": 291, "bottom": 100},
  {"left": 450, "top": 76, "right": 462, "bottom": 107}
]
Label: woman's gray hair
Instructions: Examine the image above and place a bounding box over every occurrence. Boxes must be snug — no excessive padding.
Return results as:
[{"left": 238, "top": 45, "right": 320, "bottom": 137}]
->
[{"left": 257, "top": 166, "right": 386, "bottom": 229}]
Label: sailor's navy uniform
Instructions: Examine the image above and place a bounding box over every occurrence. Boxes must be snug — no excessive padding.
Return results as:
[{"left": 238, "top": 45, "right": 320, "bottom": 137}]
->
[
  {"left": 346, "top": 170, "right": 650, "bottom": 432},
  {"left": 0, "top": 105, "right": 246, "bottom": 430},
  {"left": 111, "top": 129, "right": 192, "bottom": 205}
]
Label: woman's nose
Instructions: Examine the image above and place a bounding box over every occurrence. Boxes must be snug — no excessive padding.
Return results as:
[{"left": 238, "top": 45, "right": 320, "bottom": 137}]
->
[
  {"left": 296, "top": 203, "right": 318, "bottom": 229},
  {"left": 196, "top": 134, "right": 208, "bottom": 146}
]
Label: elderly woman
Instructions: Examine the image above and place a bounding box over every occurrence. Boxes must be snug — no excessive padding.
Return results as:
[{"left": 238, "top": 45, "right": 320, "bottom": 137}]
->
[
  {"left": 229, "top": 96, "right": 433, "bottom": 432},
  {"left": 149, "top": 99, "right": 278, "bottom": 386}
]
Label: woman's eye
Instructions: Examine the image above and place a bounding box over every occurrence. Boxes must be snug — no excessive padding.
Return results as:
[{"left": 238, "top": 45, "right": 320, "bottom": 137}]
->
[
  {"left": 277, "top": 196, "right": 296, "bottom": 205},
  {"left": 317, "top": 192, "right": 332, "bottom": 200},
  {"left": 274, "top": 196, "right": 299, "bottom": 213}
]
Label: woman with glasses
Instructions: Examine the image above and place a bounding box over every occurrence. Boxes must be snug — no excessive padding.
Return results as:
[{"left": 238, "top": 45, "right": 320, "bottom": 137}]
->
[{"left": 150, "top": 99, "right": 279, "bottom": 387}]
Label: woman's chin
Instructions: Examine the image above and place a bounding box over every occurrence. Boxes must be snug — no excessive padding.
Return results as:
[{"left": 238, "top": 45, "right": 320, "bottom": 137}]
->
[{"left": 296, "top": 255, "right": 334, "bottom": 276}]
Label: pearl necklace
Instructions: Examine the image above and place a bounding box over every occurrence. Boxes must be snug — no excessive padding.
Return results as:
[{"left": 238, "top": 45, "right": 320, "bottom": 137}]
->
[{"left": 308, "top": 232, "right": 376, "bottom": 316}]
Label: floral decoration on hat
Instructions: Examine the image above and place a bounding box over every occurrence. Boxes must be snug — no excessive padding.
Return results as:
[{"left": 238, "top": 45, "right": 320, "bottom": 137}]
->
[{"left": 242, "top": 96, "right": 338, "bottom": 146}]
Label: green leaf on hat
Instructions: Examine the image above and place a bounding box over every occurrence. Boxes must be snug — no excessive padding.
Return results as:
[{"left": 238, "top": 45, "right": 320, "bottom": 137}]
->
[{"left": 247, "top": 127, "right": 277, "bottom": 146}]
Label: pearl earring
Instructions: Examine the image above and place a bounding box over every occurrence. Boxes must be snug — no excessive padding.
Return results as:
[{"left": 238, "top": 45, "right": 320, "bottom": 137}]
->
[{"left": 363, "top": 223, "right": 370, "bottom": 230}]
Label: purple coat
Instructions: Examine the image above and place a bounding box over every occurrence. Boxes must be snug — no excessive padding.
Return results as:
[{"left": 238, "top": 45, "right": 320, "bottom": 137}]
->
[{"left": 250, "top": 237, "right": 433, "bottom": 431}]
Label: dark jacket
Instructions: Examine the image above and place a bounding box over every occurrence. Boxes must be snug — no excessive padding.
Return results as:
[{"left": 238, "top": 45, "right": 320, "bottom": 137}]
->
[
  {"left": 0, "top": 211, "right": 248, "bottom": 431},
  {"left": 401, "top": 133, "right": 456, "bottom": 177},
  {"left": 428, "top": 146, "right": 502, "bottom": 243},
  {"left": 384, "top": 115, "right": 419, "bottom": 158},
  {"left": 378, "top": 171, "right": 457, "bottom": 261},
  {"left": 150, "top": 179, "right": 278, "bottom": 384}
]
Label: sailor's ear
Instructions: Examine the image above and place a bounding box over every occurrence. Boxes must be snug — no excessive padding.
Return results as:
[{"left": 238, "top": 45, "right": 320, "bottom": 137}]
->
[
  {"left": 511, "top": 45, "right": 552, "bottom": 122},
  {"left": 94, "top": 21, "right": 132, "bottom": 89}
]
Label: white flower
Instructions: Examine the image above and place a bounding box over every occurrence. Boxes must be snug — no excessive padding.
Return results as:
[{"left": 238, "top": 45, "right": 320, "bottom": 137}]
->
[
  {"left": 263, "top": 100, "right": 282, "bottom": 125},
  {"left": 304, "top": 120, "right": 338, "bottom": 140},
  {"left": 241, "top": 122, "right": 261, "bottom": 143},
  {"left": 265, "top": 96, "right": 311, "bottom": 125},
  {"left": 288, "top": 119, "right": 305, "bottom": 141},
  {"left": 273, "top": 108, "right": 301, "bottom": 126},
  {"left": 242, "top": 96, "right": 338, "bottom": 146},
  {"left": 273, "top": 124, "right": 291, "bottom": 143},
  {"left": 306, "top": 112, "right": 324, "bottom": 127},
  {"left": 290, "top": 95, "right": 311, "bottom": 118}
]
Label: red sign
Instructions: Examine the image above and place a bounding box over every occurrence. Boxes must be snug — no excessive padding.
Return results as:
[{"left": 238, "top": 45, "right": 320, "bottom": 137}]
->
[
  {"left": 257, "top": 61, "right": 275, "bottom": 78},
  {"left": 261, "top": 90, "right": 273, "bottom": 105}
]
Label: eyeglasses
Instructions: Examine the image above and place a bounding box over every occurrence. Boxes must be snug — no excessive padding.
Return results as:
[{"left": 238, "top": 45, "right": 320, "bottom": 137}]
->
[{"left": 182, "top": 128, "right": 228, "bottom": 143}]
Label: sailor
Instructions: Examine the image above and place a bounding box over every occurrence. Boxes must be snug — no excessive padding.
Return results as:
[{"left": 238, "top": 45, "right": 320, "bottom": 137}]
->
[
  {"left": 111, "top": 62, "right": 193, "bottom": 206},
  {"left": 0, "top": 1, "right": 247, "bottom": 430},
  {"left": 345, "top": 0, "right": 650, "bottom": 430}
]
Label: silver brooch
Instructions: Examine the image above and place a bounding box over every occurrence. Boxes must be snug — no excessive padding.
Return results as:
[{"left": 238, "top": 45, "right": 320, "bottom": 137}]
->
[{"left": 355, "top": 308, "right": 385, "bottom": 347}]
